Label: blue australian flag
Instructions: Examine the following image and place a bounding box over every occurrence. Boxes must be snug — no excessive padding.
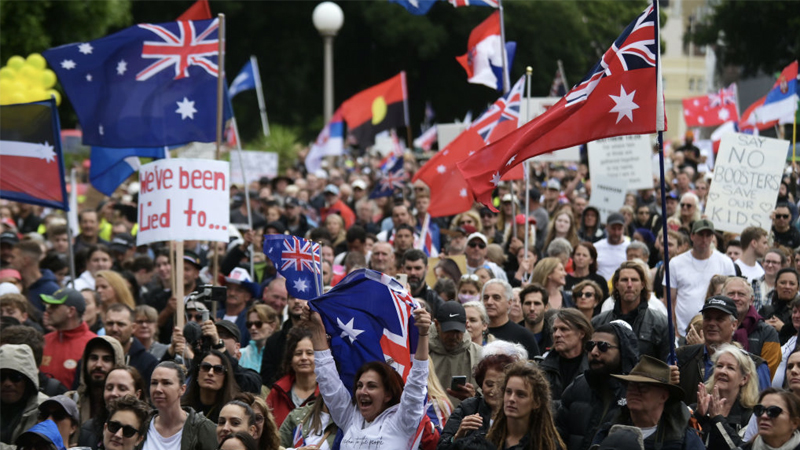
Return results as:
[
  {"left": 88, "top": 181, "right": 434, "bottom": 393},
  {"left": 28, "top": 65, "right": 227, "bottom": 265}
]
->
[
  {"left": 228, "top": 59, "right": 257, "bottom": 98},
  {"left": 369, "top": 156, "right": 405, "bottom": 199},
  {"left": 89, "top": 146, "right": 168, "bottom": 196},
  {"left": 308, "top": 269, "right": 419, "bottom": 394},
  {"left": 263, "top": 235, "right": 322, "bottom": 300},
  {"left": 42, "top": 18, "right": 229, "bottom": 148}
]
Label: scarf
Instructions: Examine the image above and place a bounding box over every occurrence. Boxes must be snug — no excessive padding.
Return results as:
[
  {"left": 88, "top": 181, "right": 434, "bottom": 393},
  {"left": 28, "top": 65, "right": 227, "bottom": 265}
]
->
[
  {"left": 751, "top": 430, "right": 800, "bottom": 450},
  {"left": 733, "top": 306, "right": 761, "bottom": 351}
]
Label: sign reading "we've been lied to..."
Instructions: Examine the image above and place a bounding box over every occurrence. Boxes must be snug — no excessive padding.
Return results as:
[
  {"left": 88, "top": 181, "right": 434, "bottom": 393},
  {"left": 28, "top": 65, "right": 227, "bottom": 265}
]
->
[
  {"left": 705, "top": 133, "right": 789, "bottom": 234},
  {"left": 137, "top": 159, "right": 230, "bottom": 246}
]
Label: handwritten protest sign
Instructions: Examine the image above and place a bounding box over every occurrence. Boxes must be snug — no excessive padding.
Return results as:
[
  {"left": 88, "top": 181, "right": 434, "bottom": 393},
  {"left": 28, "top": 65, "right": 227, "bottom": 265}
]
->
[
  {"left": 706, "top": 133, "right": 788, "bottom": 233},
  {"left": 229, "top": 150, "right": 278, "bottom": 186},
  {"left": 588, "top": 134, "right": 653, "bottom": 190},
  {"left": 589, "top": 174, "right": 628, "bottom": 223},
  {"left": 137, "top": 159, "right": 230, "bottom": 246}
]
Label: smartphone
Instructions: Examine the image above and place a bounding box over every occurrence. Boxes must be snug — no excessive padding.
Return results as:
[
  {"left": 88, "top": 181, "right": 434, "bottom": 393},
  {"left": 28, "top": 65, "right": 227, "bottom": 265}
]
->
[
  {"left": 201, "top": 310, "right": 210, "bottom": 322},
  {"left": 450, "top": 375, "right": 467, "bottom": 391},
  {"left": 396, "top": 273, "right": 408, "bottom": 287}
]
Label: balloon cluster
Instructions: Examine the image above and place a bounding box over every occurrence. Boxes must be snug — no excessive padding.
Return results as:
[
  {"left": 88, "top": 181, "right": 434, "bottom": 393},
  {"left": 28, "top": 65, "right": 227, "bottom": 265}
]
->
[{"left": 0, "top": 54, "right": 61, "bottom": 105}]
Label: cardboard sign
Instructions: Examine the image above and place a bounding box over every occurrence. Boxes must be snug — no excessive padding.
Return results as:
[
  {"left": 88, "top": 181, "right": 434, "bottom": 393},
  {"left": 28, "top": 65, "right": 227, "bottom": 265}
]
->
[
  {"left": 137, "top": 159, "right": 230, "bottom": 245},
  {"left": 588, "top": 134, "right": 654, "bottom": 190},
  {"left": 589, "top": 174, "right": 628, "bottom": 223},
  {"left": 229, "top": 150, "right": 278, "bottom": 186},
  {"left": 706, "top": 133, "right": 788, "bottom": 233}
]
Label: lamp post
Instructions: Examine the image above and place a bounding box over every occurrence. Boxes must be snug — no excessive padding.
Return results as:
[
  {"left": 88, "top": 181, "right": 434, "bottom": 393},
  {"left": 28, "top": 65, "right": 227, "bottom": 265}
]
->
[{"left": 312, "top": 2, "right": 344, "bottom": 123}]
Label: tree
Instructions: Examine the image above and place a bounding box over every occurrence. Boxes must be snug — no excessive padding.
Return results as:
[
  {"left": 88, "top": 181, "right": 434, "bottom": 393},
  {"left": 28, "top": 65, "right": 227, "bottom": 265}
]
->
[{"left": 691, "top": 0, "right": 800, "bottom": 76}]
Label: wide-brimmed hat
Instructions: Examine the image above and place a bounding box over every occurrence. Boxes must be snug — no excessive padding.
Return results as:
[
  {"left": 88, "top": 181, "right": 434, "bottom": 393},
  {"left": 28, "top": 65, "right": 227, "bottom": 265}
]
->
[{"left": 612, "top": 355, "right": 684, "bottom": 401}]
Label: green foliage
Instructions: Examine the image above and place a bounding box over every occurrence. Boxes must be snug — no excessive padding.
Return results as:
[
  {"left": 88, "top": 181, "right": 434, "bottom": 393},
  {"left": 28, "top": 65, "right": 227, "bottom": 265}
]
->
[
  {"left": 243, "top": 124, "right": 302, "bottom": 175},
  {"left": 691, "top": 0, "right": 800, "bottom": 76}
]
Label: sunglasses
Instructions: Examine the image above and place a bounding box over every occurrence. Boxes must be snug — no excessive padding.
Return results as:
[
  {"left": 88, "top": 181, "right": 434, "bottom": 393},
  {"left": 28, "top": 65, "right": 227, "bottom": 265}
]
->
[
  {"left": 1, "top": 371, "right": 24, "bottom": 383},
  {"left": 188, "top": 313, "right": 207, "bottom": 322},
  {"left": 776, "top": 214, "right": 790, "bottom": 220},
  {"left": 461, "top": 274, "right": 479, "bottom": 282},
  {"left": 680, "top": 203, "right": 694, "bottom": 209},
  {"left": 577, "top": 292, "right": 595, "bottom": 298},
  {"left": 107, "top": 421, "right": 140, "bottom": 438},
  {"left": 38, "top": 409, "right": 69, "bottom": 422},
  {"left": 246, "top": 321, "right": 264, "bottom": 328},
  {"left": 584, "top": 341, "right": 619, "bottom": 353},
  {"left": 468, "top": 241, "right": 486, "bottom": 249},
  {"left": 753, "top": 404, "right": 784, "bottom": 419},
  {"left": 200, "top": 362, "right": 227, "bottom": 374}
]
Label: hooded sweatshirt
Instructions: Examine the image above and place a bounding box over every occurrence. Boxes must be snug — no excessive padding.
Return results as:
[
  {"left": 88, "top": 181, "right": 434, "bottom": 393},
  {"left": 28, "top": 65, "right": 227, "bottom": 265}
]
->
[
  {"left": 67, "top": 336, "right": 125, "bottom": 427},
  {"left": 428, "top": 327, "right": 483, "bottom": 408},
  {"left": 0, "top": 344, "right": 42, "bottom": 450},
  {"left": 14, "top": 420, "right": 65, "bottom": 450}
]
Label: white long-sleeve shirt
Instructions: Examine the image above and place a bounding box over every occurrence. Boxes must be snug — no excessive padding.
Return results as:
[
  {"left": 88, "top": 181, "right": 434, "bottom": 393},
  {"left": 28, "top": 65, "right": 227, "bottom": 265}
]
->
[{"left": 314, "top": 350, "right": 428, "bottom": 450}]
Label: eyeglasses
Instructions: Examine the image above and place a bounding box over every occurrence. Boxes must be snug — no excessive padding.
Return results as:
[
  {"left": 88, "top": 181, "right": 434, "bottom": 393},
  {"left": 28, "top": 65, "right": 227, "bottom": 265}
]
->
[
  {"left": 776, "top": 214, "right": 790, "bottom": 220},
  {"left": 254, "top": 414, "right": 265, "bottom": 424},
  {"left": 468, "top": 241, "right": 486, "bottom": 249},
  {"left": 577, "top": 292, "right": 595, "bottom": 298},
  {"left": 188, "top": 313, "right": 206, "bottom": 321},
  {"left": 764, "top": 260, "right": 782, "bottom": 266},
  {"left": 461, "top": 274, "right": 479, "bottom": 282},
  {"left": 481, "top": 213, "right": 494, "bottom": 219},
  {"left": 107, "top": 421, "right": 140, "bottom": 438},
  {"left": 246, "top": 321, "right": 264, "bottom": 329},
  {"left": 135, "top": 319, "right": 154, "bottom": 326},
  {"left": 584, "top": 341, "right": 619, "bottom": 353},
  {"left": 680, "top": 203, "right": 694, "bottom": 209},
  {"left": 753, "top": 404, "right": 784, "bottom": 419},
  {"left": 1, "top": 371, "right": 24, "bottom": 383},
  {"left": 38, "top": 409, "right": 69, "bottom": 422},
  {"left": 199, "top": 362, "right": 227, "bottom": 374}
]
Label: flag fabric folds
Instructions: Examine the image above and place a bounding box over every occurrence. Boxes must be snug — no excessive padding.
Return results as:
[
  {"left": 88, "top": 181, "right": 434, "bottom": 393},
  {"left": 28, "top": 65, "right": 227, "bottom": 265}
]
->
[
  {"left": 457, "top": 4, "right": 662, "bottom": 208},
  {"left": 0, "top": 99, "right": 69, "bottom": 210},
  {"left": 228, "top": 60, "right": 257, "bottom": 98},
  {"left": 369, "top": 156, "right": 405, "bottom": 199},
  {"left": 413, "top": 76, "right": 525, "bottom": 217},
  {"left": 42, "top": 18, "right": 228, "bottom": 148},
  {"left": 307, "top": 269, "right": 419, "bottom": 395},
  {"left": 414, "top": 125, "right": 438, "bottom": 150},
  {"left": 449, "top": 0, "right": 498, "bottom": 7},
  {"left": 682, "top": 83, "right": 739, "bottom": 128},
  {"left": 456, "top": 12, "right": 516, "bottom": 92},
  {"left": 340, "top": 72, "right": 408, "bottom": 148},
  {"left": 549, "top": 65, "right": 568, "bottom": 97},
  {"left": 90, "top": 146, "right": 168, "bottom": 196},
  {"left": 305, "top": 108, "right": 345, "bottom": 173},
  {"left": 263, "top": 235, "right": 322, "bottom": 300},
  {"left": 389, "top": 0, "right": 439, "bottom": 14},
  {"left": 177, "top": 0, "right": 212, "bottom": 21},
  {"left": 758, "top": 60, "right": 799, "bottom": 123}
]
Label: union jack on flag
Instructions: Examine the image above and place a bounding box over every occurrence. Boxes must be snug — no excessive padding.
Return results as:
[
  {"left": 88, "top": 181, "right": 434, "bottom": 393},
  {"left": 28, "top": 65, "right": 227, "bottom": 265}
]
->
[
  {"left": 291, "top": 424, "right": 305, "bottom": 448},
  {"left": 709, "top": 85, "right": 737, "bottom": 108},
  {"left": 369, "top": 156, "right": 405, "bottom": 199},
  {"left": 472, "top": 76, "right": 525, "bottom": 144},
  {"left": 263, "top": 235, "right": 322, "bottom": 300},
  {"left": 137, "top": 19, "right": 220, "bottom": 81},
  {"left": 448, "top": 0, "right": 498, "bottom": 7},
  {"left": 566, "top": 4, "right": 656, "bottom": 107}
]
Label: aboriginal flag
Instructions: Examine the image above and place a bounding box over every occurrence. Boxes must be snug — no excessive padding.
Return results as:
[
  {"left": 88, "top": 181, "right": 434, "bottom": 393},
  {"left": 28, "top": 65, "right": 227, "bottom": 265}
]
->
[{"left": 340, "top": 72, "right": 408, "bottom": 148}]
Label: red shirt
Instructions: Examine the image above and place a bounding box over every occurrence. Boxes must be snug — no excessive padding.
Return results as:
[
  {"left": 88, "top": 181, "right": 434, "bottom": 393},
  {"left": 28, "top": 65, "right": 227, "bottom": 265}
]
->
[{"left": 41, "top": 322, "right": 97, "bottom": 388}]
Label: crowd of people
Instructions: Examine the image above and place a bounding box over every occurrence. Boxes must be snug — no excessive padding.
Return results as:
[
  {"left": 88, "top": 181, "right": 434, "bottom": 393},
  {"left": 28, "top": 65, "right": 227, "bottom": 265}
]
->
[{"left": 4, "top": 134, "right": 800, "bottom": 450}]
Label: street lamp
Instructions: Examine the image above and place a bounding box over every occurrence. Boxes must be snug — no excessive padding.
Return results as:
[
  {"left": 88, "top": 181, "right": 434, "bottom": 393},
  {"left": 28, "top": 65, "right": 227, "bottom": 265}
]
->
[{"left": 313, "top": 2, "right": 344, "bottom": 123}]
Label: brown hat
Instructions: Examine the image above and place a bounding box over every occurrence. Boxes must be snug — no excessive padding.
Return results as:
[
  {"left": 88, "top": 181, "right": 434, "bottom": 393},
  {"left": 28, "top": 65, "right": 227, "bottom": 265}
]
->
[{"left": 612, "top": 355, "right": 684, "bottom": 401}]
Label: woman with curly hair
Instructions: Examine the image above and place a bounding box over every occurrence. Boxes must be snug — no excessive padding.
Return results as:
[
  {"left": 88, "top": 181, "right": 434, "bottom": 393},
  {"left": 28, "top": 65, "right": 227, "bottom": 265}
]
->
[{"left": 236, "top": 393, "right": 281, "bottom": 450}]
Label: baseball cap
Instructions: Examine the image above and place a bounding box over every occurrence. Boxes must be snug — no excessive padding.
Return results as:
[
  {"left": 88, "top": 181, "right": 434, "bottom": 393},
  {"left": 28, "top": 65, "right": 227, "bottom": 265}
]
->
[
  {"left": 39, "top": 395, "right": 79, "bottom": 423},
  {"left": 352, "top": 179, "right": 368, "bottom": 190},
  {"left": 215, "top": 320, "right": 241, "bottom": 343},
  {"left": 224, "top": 267, "right": 260, "bottom": 298},
  {"left": 436, "top": 302, "right": 466, "bottom": 333},
  {"left": 285, "top": 197, "right": 301, "bottom": 208},
  {"left": 265, "top": 221, "right": 287, "bottom": 235},
  {"left": 701, "top": 295, "right": 737, "bottom": 317},
  {"left": 467, "top": 232, "right": 488, "bottom": 246},
  {"left": 501, "top": 194, "right": 516, "bottom": 203},
  {"left": 183, "top": 250, "right": 203, "bottom": 269},
  {"left": 41, "top": 288, "right": 86, "bottom": 315},
  {"left": 0, "top": 231, "right": 19, "bottom": 245},
  {"left": 0, "top": 268, "right": 22, "bottom": 281},
  {"left": 545, "top": 179, "right": 561, "bottom": 191},
  {"left": 515, "top": 214, "right": 537, "bottom": 225},
  {"left": 323, "top": 184, "right": 339, "bottom": 196},
  {"left": 691, "top": 219, "right": 715, "bottom": 234},
  {"left": 606, "top": 213, "right": 625, "bottom": 226},
  {"left": 109, "top": 232, "right": 135, "bottom": 252}
]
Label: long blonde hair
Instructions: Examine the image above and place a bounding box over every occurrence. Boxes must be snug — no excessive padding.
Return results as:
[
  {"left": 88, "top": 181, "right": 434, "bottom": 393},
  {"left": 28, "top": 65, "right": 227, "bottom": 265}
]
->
[
  {"left": 543, "top": 209, "right": 579, "bottom": 250},
  {"left": 531, "top": 257, "right": 562, "bottom": 288},
  {"left": 706, "top": 344, "right": 759, "bottom": 408},
  {"left": 95, "top": 270, "right": 135, "bottom": 310},
  {"left": 426, "top": 358, "right": 453, "bottom": 424}
]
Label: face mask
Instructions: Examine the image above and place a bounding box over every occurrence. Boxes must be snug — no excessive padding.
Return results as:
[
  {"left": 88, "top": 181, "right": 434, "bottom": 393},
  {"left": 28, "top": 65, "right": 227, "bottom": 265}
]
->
[{"left": 459, "top": 293, "right": 479, "bottom": 304}]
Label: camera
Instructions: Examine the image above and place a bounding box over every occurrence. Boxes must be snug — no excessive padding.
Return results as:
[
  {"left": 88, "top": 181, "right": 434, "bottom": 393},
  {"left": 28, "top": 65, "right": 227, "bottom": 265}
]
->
[{"left": 187, "top": 285, "right": 226, "bottom": 315}]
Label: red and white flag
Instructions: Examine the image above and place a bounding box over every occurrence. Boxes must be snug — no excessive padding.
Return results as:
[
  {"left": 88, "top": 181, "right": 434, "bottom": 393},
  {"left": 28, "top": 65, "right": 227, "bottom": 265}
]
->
[{"left": 682, "top": 83, "right": 739, "bottom": 127}]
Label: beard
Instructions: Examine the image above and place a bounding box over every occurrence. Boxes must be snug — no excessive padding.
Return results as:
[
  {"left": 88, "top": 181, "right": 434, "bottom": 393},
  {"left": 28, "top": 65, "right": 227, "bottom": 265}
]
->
[{"left": 408, "top": 277, "right": 424, "bottom": 293}]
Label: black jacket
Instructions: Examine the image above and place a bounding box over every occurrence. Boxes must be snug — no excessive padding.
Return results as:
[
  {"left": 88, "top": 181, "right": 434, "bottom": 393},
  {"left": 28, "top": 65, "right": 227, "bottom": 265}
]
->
[
  {"left": 538, "top": 349, "right": 589, "bottom": 408},
  {"left": 556, "top": 322, "right": 641, "bottom": 450},
  {"left": 593, "top": 401, "right": 705, "bottom": 450},
  {"left": 260, "top": 319, "right": 293, "bottom": 386},
  {"left": 693, "top": 398, "right": 752, "bottom": 449},
  {"left": 126, "top": 337, "right": 159, "bottom": 387},
  {"left": 437, "top": 396, "right": 494, "bottom": 450},
  {"left": 592, "top": 298, "right": 670, "bottom": 361}
]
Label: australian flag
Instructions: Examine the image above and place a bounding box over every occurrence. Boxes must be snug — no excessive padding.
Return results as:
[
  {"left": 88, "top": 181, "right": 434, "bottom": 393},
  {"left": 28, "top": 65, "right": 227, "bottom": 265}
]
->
[
  {"left": 369, "top": 156, "right": 405, "bottom": 199},
  {"left": 308, "top": 269, "right": 419, "bottom": 395},
  {"left": 42, "top": 18, "right": 228, "bottom": 148},
  {"left": 263, "top": 235, "right": 322, "bottom": 300}
]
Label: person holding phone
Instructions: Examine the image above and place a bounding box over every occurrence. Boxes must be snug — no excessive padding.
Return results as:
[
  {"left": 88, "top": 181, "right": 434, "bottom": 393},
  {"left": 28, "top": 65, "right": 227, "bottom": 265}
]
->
[{"left": 429, "top": 302, "right": 482, "bottom": 408}]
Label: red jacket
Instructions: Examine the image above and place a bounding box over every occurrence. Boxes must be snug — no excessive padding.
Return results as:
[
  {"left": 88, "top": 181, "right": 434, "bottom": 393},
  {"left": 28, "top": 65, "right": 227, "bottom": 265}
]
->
[
  {"left": 41, "top": 322, "right": 97, "bottom": 388},
  {"left": 266, "top": 374, "right": 319, "bottom": 428},
  {"left": 320, "top": 200, "right": 356, "bottom": 229}
]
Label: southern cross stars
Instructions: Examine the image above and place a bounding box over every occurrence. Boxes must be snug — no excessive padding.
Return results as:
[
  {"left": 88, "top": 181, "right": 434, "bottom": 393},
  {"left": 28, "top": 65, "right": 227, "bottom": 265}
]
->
[
  {"left": 293, "top": 278, "right": 309, "bottom": 293},
  {"left": 609, "top": 85, "right": 639, "bottom": 124},
  {"left": 116, "top": 60, "right": 128, "bottom": 76},
  {"left": 175, "top": 97, "right": 197, "bottom": 120},
  {"left": 78, "top": 43, "right": 93, "bottom": 55},
  {"left": 61, "top": 60, "right": 76, "bottom": 70},
  {"left": 337, "top": 317, "right": 364, "bottom": 344}
]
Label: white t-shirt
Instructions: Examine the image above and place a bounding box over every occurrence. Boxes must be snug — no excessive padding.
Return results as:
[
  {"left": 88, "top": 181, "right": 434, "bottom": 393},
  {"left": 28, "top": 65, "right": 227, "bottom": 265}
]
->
[
  {"left": 594, "top": 238, "right": 630, "bottom": 280},
  {"left": 666, "top": 250, "right": 736, "bottom": 336},
  {"left": 735, "top": 259, "right": 764, "bottom": 284},
  {"left": 142, "top": 420, "right": 183, "bottom": 450},
  {"left": 223, "top": 314, "right": 238, "bottom": 323}
]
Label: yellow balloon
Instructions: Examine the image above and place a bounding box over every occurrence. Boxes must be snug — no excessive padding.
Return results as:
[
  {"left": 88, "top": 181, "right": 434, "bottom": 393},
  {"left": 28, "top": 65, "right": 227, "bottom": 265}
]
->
[
  {"left": 9, "top": 81, "right": 26, "bottom": 93},
  {"left": 28, "top": 87, "right": 47, "bottom": 102},
  {"left": 0, "top": 90, "right": 10, "bottom": 105},
  {"left": 26, "top": 53, "right": 46, "bottom": 71},
  {"left": 0, "top": 79, "right": 11, "bottom": 92},
  {"left": 19, "top": 65, "right": 41, "bottom": 83},
  {"left": 7, "top": 56, "right": 25, "bottom": 70},
  {"left": 8, "top": 91, "right": 27, "bottom": 104},
  {"left": 46, "top": 89, "right": 61, "bottom": 105},
  {"left": 0, "top": 67, "right": 15, "bottom": 80},
  {"left": 41, "top": 69, "right": 57, "bottom": 89}
]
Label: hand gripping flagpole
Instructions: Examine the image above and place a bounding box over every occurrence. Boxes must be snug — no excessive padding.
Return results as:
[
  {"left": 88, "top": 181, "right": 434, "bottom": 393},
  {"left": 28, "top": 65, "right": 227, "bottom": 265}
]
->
[{"left": 653, "top": 0, "right": 676, "bottom": 365}]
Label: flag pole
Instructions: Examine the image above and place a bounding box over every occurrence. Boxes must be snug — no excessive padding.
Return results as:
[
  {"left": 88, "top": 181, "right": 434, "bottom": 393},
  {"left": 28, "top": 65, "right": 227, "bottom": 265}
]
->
[
  {"left": 213, "top": 12, "right": 226, "bottom": 287},
  {"left": 401, "top": 71, "right": 413, "bottom": 149},
  {"left": 250, "top": 56, "right": 271, "bottom": 137},
  {"left": 66, "top": 168, "right": 77, "bottom": 287},
  {"left": 498, "top": 0, "right": 510, "bottom": 95},
  {"left": 175, "top": 240, "right": 185, "bottom": 330},
  {"left": 653, "top": 0, "right": 676, "bottom": 364},
  {"left": 523, "top": 66, "right": 532, "bottom": 281},
  {"left": 557, "top": 59, "right": 568, "bottom": 88},
  {"left": 232, "top": 116, "right": 256, "bottom": 281}
]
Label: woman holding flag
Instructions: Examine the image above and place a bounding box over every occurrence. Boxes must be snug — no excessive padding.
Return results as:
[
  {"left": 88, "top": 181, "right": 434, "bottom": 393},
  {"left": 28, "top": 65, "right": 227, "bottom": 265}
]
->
[{"left": 306, "top": 305, "right": 431, "bottom": 450}]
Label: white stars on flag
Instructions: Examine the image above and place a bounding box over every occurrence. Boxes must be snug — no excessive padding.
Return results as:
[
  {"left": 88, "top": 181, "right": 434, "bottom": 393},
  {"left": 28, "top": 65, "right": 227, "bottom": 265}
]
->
[
  {"left": 718, "top": 108, "right": 730, "bottom": 121},
  {"left": 459, "top": 188, "right": 468, "bottom": 198},
  {"left": 437, "top": 165, "right": 446, "bottom": 174},
  {"left": 337, "top": 317, "right": 365, "bottom": 344},
  {"left": 78, "top": 43, "right": 93, "bottom": 55},
  {"left": 86, "top": 74, "right": 92, "bottom": 82},
  {"left": 293, "top": 278, "right": 309, "bottom": 293},
  {"left": 506, "top": 155, "right": 516, "bottom": 166},
  {"left": 99, "top": 124, "right": 104, "bottom": 135},
  {"left": 608, "top": 85, "right": 639, "bottom": 124},
  {"left": 490, "top": 172, "right": 501, "bottom": 187},
  {"left": 175, "top": 97, "right": 197, "bottom": 120},
  {"left": 116, "top": 60, "right": 127, "bottom": 76},
  {"left": 61, "top": 60, "right": 76, "bottom": 70}
]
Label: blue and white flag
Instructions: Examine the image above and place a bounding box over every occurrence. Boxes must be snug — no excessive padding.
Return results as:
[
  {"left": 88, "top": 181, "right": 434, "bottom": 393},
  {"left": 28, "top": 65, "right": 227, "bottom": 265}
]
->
[
  {"left": 228, "top": 59, "right": 257, "bottom": 98},
  {"left": 308, "top": 269, "right": 419, "bottom": 394},
  {"left": 90, "top": 147, "right": 168, "bottom": 196},
  {"left": 369, "top": 155, "right": 405, "bottom": 199},
  {"left": 388, "top": 0, "right": 439, "bottom": 14},
  {"left": 263, "top": 235, "right": 322, "bottom": 300}
]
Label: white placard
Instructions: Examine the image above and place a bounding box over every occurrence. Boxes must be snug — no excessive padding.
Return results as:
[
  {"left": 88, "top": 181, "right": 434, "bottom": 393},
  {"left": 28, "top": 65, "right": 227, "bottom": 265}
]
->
[
  {"left": 588, "top": 134, "right": 654, "bottom": 190},
  {"left": 706, "top": 133, "right": 789, "bottom": 233},
  {"left": 229, "top": 150, "right": 279, "bottom": 186},
  {"left": 589, "top": 175, "right": 628, "bottom": 223},
  {"left": 520, "top": 98, "right": 581, "bottom": 162},
  {"left": 437, "top": 123, "right": 469, "bottom": 149},
  {"left": 137, "top": 159, "right": 230, "bottom": 245}
]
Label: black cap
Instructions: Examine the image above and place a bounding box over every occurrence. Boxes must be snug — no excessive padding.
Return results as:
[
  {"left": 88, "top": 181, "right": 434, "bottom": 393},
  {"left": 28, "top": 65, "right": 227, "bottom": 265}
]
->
[
  {"left": 265, "top": 221, "right": 286, "bottom": 235},
  {"left": 109, "top": 232, "right": 135, "bottom": 252},
  {"left": 0, "top": 231, "right": 19, "bottom": 245},
  {"left": 41, "top": 288, "right": 86, "bottom": 315},
  {"left": 607, "top": 213, "right": 625, "bottom": 226},
  {"left": 435, "top": 301, "right": 466, "bottom": 333},
  {"left": 215, "top": 320, "right": 241, "bottom": 343},
  {"left": 701, "top": 295, "right": 737, "bottom": 317},
  {"left": 691, "top": 219, "right": 715, "bottom": 234},
  {"left": 183, "top": 250, "right": 202, "bottom": 269}
]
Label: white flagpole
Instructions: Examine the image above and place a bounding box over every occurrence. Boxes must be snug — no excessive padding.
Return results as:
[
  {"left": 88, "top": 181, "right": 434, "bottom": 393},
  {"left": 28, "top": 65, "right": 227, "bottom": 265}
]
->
[
  {"left": 250, "top": 56, "right": 270, "bottom": 137},
  {"left": 498, "top": 0, "right": 510, "bottom": 95},
  {"left": 231, "top": 116, "right": 256, "bottom": 281},
  {"left": 66, "top": 168, "right": 78, "bottom": 286},
  {"left": 523, "top": 66, "right": 533, "bottom": 283}
]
